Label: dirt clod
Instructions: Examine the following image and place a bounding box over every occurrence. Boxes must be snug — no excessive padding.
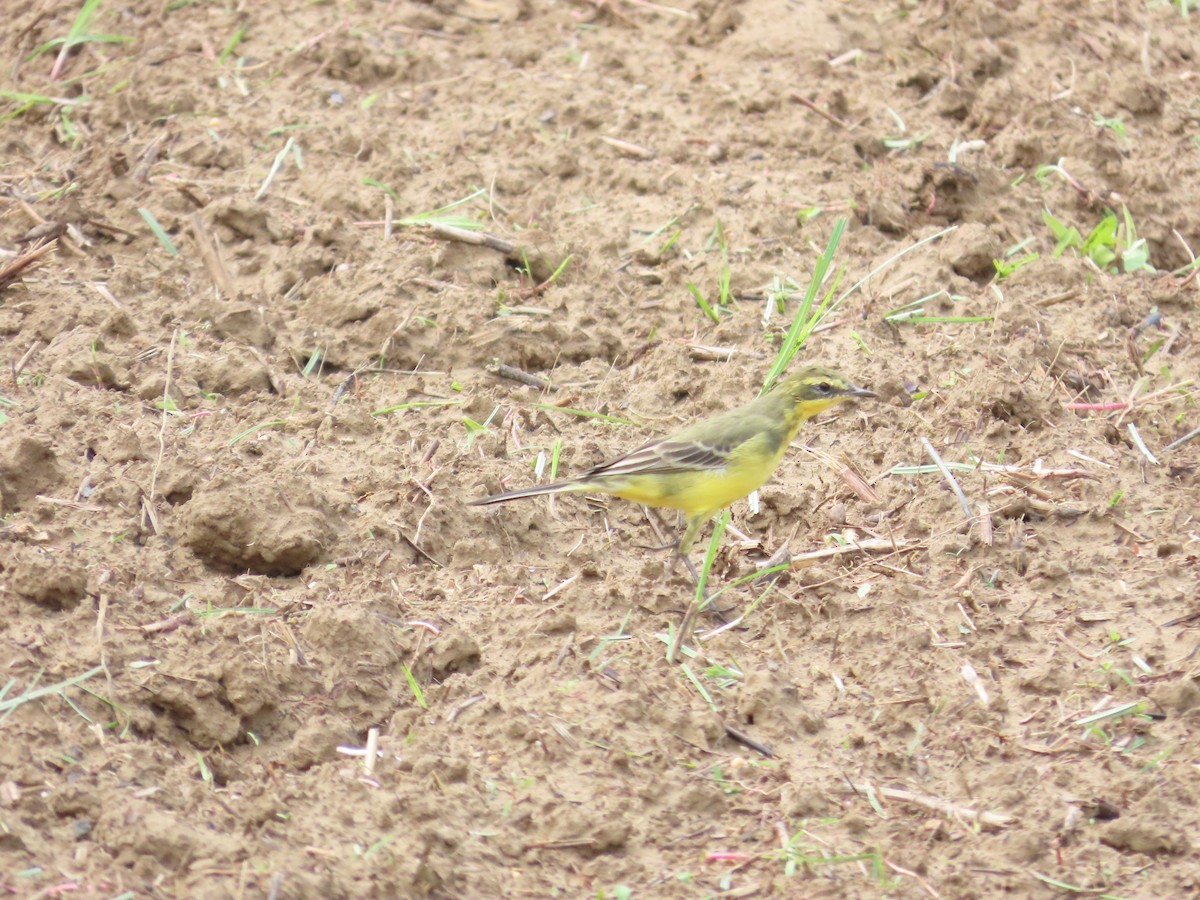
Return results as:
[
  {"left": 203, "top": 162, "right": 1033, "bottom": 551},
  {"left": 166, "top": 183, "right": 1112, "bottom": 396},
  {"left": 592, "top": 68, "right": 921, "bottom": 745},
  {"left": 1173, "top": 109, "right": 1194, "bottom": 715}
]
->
[
  {"left": 1100, "top": 819, "right": 1191, "bottom": 856},
  {"left": 2, "top": 545, "right": 87, "bottom": 610},
  {"left": 182, "top": 476, "right": 335, "bottom": 575},
  {"left": 0, "top": 433, "right": 62, "bottom": 513}
]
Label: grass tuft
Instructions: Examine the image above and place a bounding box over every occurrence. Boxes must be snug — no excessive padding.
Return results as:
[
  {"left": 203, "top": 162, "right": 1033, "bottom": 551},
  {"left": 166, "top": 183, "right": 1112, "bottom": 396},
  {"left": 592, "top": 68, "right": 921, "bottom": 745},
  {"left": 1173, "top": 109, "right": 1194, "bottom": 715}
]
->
[
  {"left": 28, "top": 0, "right": 135, "bottom": 80},
  {"left": 762, "top": 217, "right": 847, "bottom": 390},
  {"left": 0, "top": 665, "right": 106, "bottom": 722},
  {"left": 394, "top": 188, "right": 490, "bottom": 231}
]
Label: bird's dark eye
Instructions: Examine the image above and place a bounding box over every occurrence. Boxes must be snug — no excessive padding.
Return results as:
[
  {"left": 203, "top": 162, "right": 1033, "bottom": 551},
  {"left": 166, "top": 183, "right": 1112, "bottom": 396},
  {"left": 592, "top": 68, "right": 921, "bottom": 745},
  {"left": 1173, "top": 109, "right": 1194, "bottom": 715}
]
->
[{"left": 814, "top": 381, "right": 833, "bottom": 396}]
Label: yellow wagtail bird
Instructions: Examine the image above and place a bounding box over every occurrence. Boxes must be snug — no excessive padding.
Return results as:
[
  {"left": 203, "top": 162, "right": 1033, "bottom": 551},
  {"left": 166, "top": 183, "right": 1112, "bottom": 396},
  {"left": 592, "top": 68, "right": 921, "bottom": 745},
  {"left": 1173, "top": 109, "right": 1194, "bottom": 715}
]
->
[{"left": 469, "top": 365, "right": 875, "bottom": 558}]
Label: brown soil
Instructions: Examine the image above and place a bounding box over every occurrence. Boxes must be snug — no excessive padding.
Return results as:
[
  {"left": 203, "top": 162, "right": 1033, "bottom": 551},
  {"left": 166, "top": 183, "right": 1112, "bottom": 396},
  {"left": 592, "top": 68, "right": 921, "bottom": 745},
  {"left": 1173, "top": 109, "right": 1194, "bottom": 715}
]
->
[{"left": 2, "top": 0, "right": 1199, "bottom": 897}]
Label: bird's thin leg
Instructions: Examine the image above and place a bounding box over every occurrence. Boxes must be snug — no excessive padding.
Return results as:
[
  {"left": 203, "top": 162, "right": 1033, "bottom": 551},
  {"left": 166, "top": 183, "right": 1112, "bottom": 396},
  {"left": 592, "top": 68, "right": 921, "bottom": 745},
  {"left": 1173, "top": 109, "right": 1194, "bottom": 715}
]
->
[
  {"left": 634, "top": 539, "right": 682, "bottom": 552},
  {"left": 642, "top": 506, "right": 672, "bottom": 545},
  {"left": 669, "top": 599, "right": 701, "bottom": 664},
  {"left": 668, "top": 571, "right": 731, "bottom": 661},
  {"left": 677, "top": 550, "right": 700, "bottom": 584},
  {"left": 635, "top": 509, "right": 698, "bottom": 585},
  {"left": 671, "top": 513, "right": 713, "bottom": 585},
  {"left": 634, "top": 506, "right": 679, "bottom": 551},
  {"left": 679, "top": 514, "right": 741, "bottom": 621}
]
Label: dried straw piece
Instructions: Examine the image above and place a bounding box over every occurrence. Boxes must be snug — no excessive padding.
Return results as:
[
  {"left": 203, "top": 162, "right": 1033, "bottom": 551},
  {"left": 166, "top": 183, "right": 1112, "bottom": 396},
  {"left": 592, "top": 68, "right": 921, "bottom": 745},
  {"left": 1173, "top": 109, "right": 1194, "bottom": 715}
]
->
[
  {"left": 845, "top": 781, "right": 1015, "bottom": 829},
  {"left": 0, "top": 239, "right": 56, "bottom": 291}
]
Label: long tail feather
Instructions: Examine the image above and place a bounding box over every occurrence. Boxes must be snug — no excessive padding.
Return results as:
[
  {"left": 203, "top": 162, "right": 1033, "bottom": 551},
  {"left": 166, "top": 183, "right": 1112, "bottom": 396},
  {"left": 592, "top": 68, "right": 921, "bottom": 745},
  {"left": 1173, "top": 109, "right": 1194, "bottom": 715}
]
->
[{"left": 467, "top": 481, "right": 586, "bottom": 506}]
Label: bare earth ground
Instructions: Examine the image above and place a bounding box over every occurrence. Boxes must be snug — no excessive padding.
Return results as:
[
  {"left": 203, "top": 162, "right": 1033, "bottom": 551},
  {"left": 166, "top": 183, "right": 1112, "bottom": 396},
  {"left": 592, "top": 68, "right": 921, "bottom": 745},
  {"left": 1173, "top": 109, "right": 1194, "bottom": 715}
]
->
[{"left": 2, "top": 0, "right": 1199, "bottom": 897}]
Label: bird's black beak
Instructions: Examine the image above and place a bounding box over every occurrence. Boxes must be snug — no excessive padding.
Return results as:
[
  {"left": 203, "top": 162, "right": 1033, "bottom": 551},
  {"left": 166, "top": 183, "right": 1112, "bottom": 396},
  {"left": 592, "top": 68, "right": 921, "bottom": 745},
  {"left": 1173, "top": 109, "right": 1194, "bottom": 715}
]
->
[{"left": 845, "top": 382, "right": 876, "bottom": 398}]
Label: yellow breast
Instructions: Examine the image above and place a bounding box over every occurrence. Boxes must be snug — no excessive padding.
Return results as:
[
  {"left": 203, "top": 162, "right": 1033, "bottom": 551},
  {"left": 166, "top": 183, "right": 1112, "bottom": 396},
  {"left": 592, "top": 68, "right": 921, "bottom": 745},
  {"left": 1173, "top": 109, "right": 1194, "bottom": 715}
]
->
[{"left": 603, "top": 434, "right": 785, "bottom": 518}]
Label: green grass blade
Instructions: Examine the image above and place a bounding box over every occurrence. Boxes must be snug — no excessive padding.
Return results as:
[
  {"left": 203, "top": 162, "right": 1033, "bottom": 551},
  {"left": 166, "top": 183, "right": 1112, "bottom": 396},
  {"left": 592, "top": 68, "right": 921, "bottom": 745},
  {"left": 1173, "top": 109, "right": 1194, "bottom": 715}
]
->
[
  {"left": 696, "top": 510, "right": 728, "bottom": 606},
  {"left": 401, "top": 664, "right": 428, "bottom": 709},
  {"left": 532, "top": 404, "right": 637, "bottom": 426},
  {"left": 371, "top": 399, "right": 463, "bottom": 416},
  {"left": 680, "top": 664, "right": 718, "bottom": 713},
  {"left": 138, "top": 208, "right": 179, "bottom": 256},
  {"left": 687, "top": 282, "right": 719, "bottom": 324},
  {"left": 763, "top": 216, "right": 847, "bottom": 391},
  {"left": 0, "top": 665, "right": 105, "bottom": 718},
  {"left": 397, "top": 188, "right": 488, "bottom": 230},
  {"left": 228, "top": 420, "right": 288, "bottom": 445}
]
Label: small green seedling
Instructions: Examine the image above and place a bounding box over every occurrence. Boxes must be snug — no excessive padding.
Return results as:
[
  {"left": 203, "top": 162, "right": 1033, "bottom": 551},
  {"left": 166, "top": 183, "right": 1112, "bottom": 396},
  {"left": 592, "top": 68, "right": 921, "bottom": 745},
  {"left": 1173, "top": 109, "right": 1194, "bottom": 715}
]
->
[
  {"left": 993, "top": 236, "right": 1039, "bottom": 279},
  {"left": 27, "top": 0, "right": 135, "bottom": 80},
  {"left": 1042, "top": 205, "right": 1154, "bottom": 274},
  {"left": 883, "top": 290, "right": 991, "bottom": 324},
  {"left": 395, "top": 187, "right": 489, "bottom": 230},
  {"left": 1092, "top": 112, "right": 1128, "bottom": 145}
]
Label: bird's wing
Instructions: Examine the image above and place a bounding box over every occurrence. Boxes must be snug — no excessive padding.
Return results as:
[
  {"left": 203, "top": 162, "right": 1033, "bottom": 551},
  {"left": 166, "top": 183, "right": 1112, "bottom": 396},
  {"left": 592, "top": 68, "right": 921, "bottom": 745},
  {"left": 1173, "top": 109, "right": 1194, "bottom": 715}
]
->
[
  {"left": 585, "top": 405, "right": 774, "bottom": 478},
  {"left": 584, "top": 437, "right": 734, "bottom": 478}
]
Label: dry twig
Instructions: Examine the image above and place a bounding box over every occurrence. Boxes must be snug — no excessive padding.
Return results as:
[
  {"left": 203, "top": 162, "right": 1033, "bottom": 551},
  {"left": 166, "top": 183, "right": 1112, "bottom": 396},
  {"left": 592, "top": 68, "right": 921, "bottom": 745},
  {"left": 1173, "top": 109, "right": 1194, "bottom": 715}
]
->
[
  {"left": 487, "top": 361, "right": 553, "bottom": 390},
  {"left": 845, "top": 781, "right": 1015, "bottom": 829},
  {"left": 598, "top": 135, "right": 656, "bottom": 159},
  {"left": 0, "top": 239, "right": 56, "bottom": 291},
  {"left": 789, "top": 93, "right": 850, "bottom": 129},
  {"left": 789, "top": 537, "right": 920, "bottom": 569}
]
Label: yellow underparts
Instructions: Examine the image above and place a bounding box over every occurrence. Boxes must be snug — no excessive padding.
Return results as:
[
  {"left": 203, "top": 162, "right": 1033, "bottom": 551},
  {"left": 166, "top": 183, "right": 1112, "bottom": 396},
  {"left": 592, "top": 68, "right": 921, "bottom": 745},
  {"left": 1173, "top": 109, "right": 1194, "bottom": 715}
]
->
[
  {"left": 595, "top": 430, "right": 788, "bottom": 520},
  {"left": 581, "top": 395, "right": 841, "bottom": 550}
]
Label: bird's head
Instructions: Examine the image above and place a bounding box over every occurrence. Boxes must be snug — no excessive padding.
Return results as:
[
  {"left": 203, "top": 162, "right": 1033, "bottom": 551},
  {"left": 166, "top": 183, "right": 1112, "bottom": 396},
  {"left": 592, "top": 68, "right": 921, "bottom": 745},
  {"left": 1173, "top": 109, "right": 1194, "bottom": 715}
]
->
[{"left": 771, "top": 365, "right": 876, "bottom": 423}]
